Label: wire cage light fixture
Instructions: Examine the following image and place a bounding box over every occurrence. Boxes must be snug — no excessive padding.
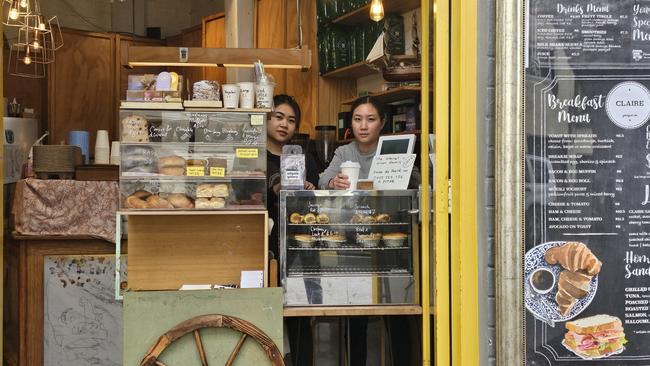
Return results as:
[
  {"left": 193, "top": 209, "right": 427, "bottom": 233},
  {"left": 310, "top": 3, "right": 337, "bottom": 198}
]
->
[{"left": 3, "top": 0, "right": 63, "bottom": 78}]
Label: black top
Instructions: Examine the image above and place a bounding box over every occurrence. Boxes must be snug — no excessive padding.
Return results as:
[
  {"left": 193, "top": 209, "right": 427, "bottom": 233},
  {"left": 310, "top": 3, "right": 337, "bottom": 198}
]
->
[{"left": 266, "top": 151, "right": 320, "bottom": 258}]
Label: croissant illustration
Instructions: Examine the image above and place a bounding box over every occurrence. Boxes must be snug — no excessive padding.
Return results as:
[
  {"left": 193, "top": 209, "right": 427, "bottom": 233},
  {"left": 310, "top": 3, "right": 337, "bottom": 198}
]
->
[
  {"left": 556, "top": 270, "right": 592, "bottom": 315},
  {"left": 544, "top": 242, "right": 602, "bottom": 276}
]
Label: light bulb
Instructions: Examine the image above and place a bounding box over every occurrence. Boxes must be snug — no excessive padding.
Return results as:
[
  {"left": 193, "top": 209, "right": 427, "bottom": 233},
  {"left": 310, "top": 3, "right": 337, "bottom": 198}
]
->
[
  {"left": 9, "top": 8, "right": 19, "bottom": 20},
  {"left": 19, "top": 0, "right": 27, "bottom": 8},
  {"left": 33, "top": 40, "right": 39, "bottom": 49},
  {"left": 369, "top": 0, "right": 384, "bottom": 22},
  {"left": 23, "top": 55, "right": 31, "bottom": 65},
  {"left": 38, "top": 22, "right": 45, "bottom": 30}
]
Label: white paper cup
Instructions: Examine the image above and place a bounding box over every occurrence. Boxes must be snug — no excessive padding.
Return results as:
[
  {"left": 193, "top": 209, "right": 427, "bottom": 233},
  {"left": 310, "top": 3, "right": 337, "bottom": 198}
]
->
[
  {"left": 255, "top": 83, "right": 275, "bottom": 109},
  {"left": 237, "top": 82, "right": 255, "bottom": 109},
  {"left": 110, "top": 141, "right": 120, "bottom": 165},
  {"left": 95, "top": 147, "right": 110, "bottom": 164},
  {"left": 222, "top": 84, "right": 240, "bottom": 108},
  {"left": 340, "top": 161, "right": 361, "bottom": 190},
  {"left": 95, "top": 130, "right": 110, "bottom": 148}
]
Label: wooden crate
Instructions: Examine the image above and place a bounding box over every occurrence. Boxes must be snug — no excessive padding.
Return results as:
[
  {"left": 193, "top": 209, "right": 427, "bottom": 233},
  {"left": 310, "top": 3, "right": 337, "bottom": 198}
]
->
[{"left": 126, "top": 211, "right": 268, "bottom": 291}]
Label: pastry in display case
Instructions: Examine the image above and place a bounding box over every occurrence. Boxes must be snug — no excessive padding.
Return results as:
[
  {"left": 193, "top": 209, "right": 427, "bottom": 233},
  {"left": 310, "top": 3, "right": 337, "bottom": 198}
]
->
[
  {"left": 119, "top": 109, "right": 267, "bottom": 210},
  {"left": 280, "top": 190, "right": 419, "bottom": 306}
]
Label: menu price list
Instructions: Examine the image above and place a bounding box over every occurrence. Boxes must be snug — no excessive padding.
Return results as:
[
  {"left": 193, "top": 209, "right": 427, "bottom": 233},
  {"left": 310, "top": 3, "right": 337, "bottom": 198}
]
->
[
  {"left": 530, "top": 0, "right": 650, "bottom": 67},
  {"left": 524, "top": 75, "right": 650, "bottom": 363}
]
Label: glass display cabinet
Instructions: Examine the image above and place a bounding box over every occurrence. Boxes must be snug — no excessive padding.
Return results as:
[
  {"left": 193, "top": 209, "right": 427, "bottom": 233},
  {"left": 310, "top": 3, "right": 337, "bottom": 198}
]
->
[
  {"left": 280, "top": 190, "right": 419, "bottom": 306},
  {"left": 119, "top": 109, "right": 267, "bottom": 210}
]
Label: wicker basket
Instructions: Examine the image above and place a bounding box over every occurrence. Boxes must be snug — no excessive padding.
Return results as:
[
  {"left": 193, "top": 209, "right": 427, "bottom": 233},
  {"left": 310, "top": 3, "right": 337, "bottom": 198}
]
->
[{"left": 33, "top": 145, "right": 82, "bottom": 174}]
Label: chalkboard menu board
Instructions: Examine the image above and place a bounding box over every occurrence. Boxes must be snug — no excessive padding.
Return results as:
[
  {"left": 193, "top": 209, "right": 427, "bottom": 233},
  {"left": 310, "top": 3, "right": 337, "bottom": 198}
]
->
[
  {"left": 528, "top": 0, "right": 650, "bottom": 68},
  {"left": 525, "top": 1, "right": 650, "bottom": 364}
]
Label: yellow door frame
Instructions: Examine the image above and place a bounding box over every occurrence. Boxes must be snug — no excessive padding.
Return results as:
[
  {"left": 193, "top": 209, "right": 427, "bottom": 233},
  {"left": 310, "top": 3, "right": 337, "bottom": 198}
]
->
[
  {"left": 428, "top": 0, "right": 453, "bottom": 365},
  {"left": 451, "top": 0, "right": 479, "bottom": 365},
  {"left": 420, "top": 0, "right": 433, "bottom": 363}
]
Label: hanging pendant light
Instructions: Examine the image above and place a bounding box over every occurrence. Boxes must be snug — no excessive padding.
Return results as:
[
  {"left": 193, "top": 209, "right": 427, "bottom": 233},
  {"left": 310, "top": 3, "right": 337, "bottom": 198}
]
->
[
  {"left": 369, "top": 0, "right": 384, "bottom": 22},
  {"left": 4, "top": 0, "right": 63, "bottom": 78}
]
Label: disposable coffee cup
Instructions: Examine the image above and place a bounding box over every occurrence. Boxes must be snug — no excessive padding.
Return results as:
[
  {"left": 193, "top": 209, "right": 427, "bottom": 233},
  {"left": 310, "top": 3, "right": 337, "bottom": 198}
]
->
[
  {"left": 96, "top": 130, "right": 110, "bottom": 148},
  {"left": 222, "top": 84, "right": 240, "bottom": 108},
  {"left": 255, "top": 82, "right": 275, "bottom": 109},
  {"left": 340, "top": 161, "right": 361, "bottom": 190},
  {"left": 237, "top": 82, "right": 255, "bottom": 109},
  {"left": 110, "top": 141, "right": 120, "bottom": 165},
  {"left": 95, "top": 147, "right": 110, "bottom": 164}
]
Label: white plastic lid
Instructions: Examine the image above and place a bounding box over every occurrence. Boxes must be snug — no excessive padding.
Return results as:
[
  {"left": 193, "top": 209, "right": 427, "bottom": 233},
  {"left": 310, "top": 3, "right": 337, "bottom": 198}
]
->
[
  {"left": 340, "top": 161, "right": 361, "bottom": 168},
  {"left": 258, "top": 72, "right": 276, "bottom": 85}
]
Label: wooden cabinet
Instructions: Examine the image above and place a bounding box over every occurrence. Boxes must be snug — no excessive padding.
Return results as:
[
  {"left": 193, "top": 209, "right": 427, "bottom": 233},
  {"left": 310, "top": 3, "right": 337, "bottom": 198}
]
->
[
  {"left": 201, "top": 13, "right": 226, "bottom": 85},
  {"left": 3, "top": 236, "right": 124, "bottom": 366},
  {"left": 123, "top": 211, "right": 268, "bottom": 291},
  {"left": 47, "top": 29, "right": 116, "bottom": 148}
]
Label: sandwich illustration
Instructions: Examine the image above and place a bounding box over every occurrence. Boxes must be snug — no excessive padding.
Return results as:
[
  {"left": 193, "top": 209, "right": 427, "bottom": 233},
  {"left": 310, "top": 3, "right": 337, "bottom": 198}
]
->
[
  {"left": 563, "top": 314, "right": 627, "bottom": 359},
  {"left": 544, "top": 241, "right": 602, "bottom": 315}
]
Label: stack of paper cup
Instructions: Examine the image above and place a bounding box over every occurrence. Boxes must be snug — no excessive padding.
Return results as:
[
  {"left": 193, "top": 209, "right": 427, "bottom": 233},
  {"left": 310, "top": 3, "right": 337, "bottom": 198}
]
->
[
  {"left": 69, "top": 130, "right": 90, "bottom": 164},
  {"left": 238, "top": 82, "right": 255, "bottom": 109},
  {"left": 94, "top": 130, "right": 110, "bottom": 164},
  {"left": 110, "top": 141, "right": 120, "bottom": 165},
  {"left": 222, "top": 84, "right": 240, "bottom": 108}
]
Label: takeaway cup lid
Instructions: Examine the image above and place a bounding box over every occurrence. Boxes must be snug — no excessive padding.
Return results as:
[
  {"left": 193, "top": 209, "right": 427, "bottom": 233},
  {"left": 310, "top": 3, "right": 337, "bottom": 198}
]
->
[{"left": 340, "top": 161, "right": 361, "bottom": 168}]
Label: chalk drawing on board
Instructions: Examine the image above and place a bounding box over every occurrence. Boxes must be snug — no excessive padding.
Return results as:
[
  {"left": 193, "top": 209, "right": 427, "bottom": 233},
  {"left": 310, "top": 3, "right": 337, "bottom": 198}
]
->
[{"left": 44, "top": 256, "right": 127, "bottom": 366}]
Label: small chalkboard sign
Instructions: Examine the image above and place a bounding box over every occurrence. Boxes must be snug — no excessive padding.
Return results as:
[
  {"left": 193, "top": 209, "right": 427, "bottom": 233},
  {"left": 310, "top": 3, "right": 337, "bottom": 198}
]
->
[{"left": 368, "top": 154, "right": 416, "bottom": 190}]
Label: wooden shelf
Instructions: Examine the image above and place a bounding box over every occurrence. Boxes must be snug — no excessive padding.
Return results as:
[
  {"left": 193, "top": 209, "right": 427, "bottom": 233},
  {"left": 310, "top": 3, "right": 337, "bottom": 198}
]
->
[
  {"left": 322, "top": 61, "right": 377, "bottom": 79},
  {"left": 342, "top": 86, "right": 422, "bottom": 105},
  {"left": 125, "top": 46, "right": 311, "bottom": 70},
  {"left": 333, "top": 0, "right": 421, "bottom": 26},
  {"left": 283, "top": 305, "right": 423, "bottom": 317}
]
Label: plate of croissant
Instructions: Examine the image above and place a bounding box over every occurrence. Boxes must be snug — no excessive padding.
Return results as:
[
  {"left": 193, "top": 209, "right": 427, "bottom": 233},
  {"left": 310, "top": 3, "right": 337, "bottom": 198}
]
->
[{"left": 525, "top": 241, "right": 602, "bottom": 326}]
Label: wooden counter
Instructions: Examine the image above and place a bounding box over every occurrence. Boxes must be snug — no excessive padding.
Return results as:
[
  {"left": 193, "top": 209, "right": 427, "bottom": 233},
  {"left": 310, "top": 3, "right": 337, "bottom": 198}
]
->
[{"left": 3, "top": 235, "right": 125, "bottom": 366}]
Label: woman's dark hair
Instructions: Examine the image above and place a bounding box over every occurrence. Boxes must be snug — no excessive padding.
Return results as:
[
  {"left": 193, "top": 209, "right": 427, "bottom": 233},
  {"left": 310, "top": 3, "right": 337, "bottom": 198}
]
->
[
  {"left": 350, "top": 96, "right": 385, "bottom": 122},
  {"left": 273, "top": 94, "right": 301, "bottom": 130}
]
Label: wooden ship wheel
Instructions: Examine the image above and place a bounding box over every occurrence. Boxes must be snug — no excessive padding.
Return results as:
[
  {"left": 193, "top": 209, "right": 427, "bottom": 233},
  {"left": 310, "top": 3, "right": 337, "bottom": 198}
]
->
[{"left": 139, "top": 314, "right": 285, "bottom": 366}]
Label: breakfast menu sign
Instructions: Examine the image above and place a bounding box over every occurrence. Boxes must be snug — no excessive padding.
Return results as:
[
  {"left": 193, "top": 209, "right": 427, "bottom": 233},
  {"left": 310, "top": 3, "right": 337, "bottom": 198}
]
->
[{"left": 525, "top": 1, "right": 650, "bottom": 364}]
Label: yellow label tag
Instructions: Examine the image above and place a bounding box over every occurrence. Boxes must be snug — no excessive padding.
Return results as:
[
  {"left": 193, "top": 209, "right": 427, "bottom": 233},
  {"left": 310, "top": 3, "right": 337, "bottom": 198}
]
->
[
  {"left": 186, "top": 166, "right": 205, "bottom": 176},
  {"left": 250, "top": 114, "right": 264, "bottom": 126},
  {"left": 210, "top": 167, "right": 226, "bottom": 177},
  {"left": 236, "top": 148, "right": 259, "bottom": 159}
]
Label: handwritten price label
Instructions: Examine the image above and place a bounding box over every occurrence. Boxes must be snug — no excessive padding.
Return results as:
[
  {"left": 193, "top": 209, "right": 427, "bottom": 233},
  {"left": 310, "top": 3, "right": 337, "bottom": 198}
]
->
[
  {"left": 186, "top": 166, "right": 205, "bottom": 176},
  {"left": 236, "top": 148, "right": 259, "bottom": 159},
  {"left": 210, "top": 167, "right": 226, "bottom": 177},
  {"left": 250, "top": 114, "right": 264, "bottom": 126},
  {"left": 368, "top": 154, "right": 416, "bottom": 190}
]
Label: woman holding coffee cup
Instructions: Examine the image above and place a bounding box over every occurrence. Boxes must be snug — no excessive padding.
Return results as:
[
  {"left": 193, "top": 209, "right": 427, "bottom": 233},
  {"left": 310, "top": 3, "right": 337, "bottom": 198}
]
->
[
  {"left": 319, "top": 97, "right": 422, "bottom": 364},
  {"left": 319, "top": 96, "right": 420, "bottom": 190}
]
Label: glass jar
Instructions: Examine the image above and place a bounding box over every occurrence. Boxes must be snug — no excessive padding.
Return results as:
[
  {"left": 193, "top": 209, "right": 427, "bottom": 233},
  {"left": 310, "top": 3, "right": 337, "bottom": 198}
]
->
[{"left": 315, "top": 125, "right": 337, "bottom": 165}]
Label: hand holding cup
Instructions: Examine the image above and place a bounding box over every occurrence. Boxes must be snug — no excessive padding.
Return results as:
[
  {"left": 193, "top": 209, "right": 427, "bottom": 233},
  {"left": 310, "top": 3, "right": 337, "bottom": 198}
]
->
[{"left": 329, "top": 173, "right": 351, "bottom": 190}]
